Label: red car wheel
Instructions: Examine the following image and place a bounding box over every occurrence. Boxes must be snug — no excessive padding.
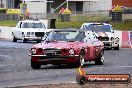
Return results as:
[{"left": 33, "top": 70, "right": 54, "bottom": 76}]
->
[
  {"left": 95, "top": 50, "right": 104, "bottom": 65},
  {"left": 31, "top": 61, "right": 41, "bottom": 69}
]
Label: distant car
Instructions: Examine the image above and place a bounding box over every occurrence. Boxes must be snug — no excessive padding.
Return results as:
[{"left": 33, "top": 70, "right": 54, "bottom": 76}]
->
[
  {"left": 81, "top": 23, "right": 119, "bottom": 50},
  {"left": 12, "top": 20, "right": 53, "bottom": 43},
  {"left": 29, "top": 29, "right": 104, "bottom": 69}
]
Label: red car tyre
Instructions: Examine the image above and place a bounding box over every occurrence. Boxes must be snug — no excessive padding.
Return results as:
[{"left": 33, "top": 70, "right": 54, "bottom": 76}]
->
[
  {"left": 95, "top": 50, "right": 104, "bottom": 65},
  {"left": 31, "top": 61, "right": 41, "bottom": 69},
  {"left": 76, "top": 51, "right": 85, "bottom": 67}
]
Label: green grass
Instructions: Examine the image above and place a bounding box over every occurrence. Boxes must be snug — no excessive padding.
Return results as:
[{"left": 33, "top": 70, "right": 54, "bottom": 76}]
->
[
  {"left": 56, "top": 21, "right": 84, "bottom": 29},
  {"left": 56, "top": 21, "right": 132, "bottom": 31},
  {"left": 56, "top": 15, "right": 111, "bottom": 29},
  {"left": 110, "top": 21, "right": 132, "bottom": 31},
  {"left": 70, "top": 15, "right": 111, "bottom": 22},
  {"left": 56, "top": 15, "right": 132, "bottom": 30},
  {"left": 0, "top": 20, "right": 17, "bottom": 27},
  {"left": 0, "top": 19, "right": 132, "bottom": 31}
]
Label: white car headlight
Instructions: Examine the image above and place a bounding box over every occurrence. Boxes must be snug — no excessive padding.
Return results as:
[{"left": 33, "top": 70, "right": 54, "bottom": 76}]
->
[
  {"left": 69, "top": 49, "right": 74, "bottom": 55},
  {"left": 22, "top": 32, "right": 25, "bottom": 37},
  {"left": 31, "top": 48, "right": 36, "bottom": 54}
]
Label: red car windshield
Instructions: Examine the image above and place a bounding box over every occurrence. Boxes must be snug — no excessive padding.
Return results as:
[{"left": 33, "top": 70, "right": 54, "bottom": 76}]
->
[{"left": 46, "top": 31, "right": 85, "bottom": 42}]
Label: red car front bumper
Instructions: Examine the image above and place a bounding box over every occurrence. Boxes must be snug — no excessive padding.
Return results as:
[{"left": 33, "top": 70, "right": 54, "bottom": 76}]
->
[{"left": 30, "top": 54, "right": 79, "bottom": 64}]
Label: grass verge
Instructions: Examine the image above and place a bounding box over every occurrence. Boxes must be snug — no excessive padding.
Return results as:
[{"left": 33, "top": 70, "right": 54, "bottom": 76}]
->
[
  {"left": 56, "top": 21, "right": 132, "bottom": 31},
  {"left": 0, "top": 20, "right": 17, "bottom": 27},
  {"left": 0, "top": 20, "right": 132, "bottom": 31}
]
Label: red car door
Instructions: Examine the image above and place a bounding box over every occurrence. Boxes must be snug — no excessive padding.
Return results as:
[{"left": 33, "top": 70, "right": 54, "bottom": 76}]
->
[{"left": 84, "top": 43, "right": 92, "bottom": 61}]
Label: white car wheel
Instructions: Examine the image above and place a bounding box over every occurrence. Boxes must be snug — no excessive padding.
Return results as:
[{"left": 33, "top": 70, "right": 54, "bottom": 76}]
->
[
  {"left": 12, "top": 36, "right": 17, "bottom": 42},
  {"left": 114, "top": 44, "right": 119, "bottom": 50},
  {"left": 22, "top": 38, "right": 27, "bottom": 43}
]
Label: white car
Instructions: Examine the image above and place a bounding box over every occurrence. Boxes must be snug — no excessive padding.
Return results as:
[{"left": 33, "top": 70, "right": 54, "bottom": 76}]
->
[
  {"left": 12, "top": 20, "right": 53, "bottom": 43},
  {"left": 81, "top": 23, "right": 119, "bottom": 50}
]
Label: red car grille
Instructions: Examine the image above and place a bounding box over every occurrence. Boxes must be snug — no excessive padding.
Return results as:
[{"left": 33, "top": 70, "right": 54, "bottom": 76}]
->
[{"left": 44, "top": 48, "right": 61, "bottom": 56}]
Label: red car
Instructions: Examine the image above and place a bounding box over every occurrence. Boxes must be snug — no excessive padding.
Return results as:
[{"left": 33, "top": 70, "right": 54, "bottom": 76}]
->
[{"left": 30, "top": 29, "right": 104, "bottom": 69}]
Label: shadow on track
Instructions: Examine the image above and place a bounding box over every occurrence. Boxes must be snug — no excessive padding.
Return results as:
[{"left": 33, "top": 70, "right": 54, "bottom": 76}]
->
[{"left": 31, "top": 62, "right": 100, "bottom": 70}]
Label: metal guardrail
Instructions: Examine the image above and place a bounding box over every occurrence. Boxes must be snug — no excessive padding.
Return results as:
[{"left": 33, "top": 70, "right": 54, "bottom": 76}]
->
[{"left": 0, "top": 13, "right": 19, "bottom": 21}]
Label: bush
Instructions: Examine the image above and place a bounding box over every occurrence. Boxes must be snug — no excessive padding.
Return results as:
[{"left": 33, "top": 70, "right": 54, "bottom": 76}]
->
[{"left": 0, "top": 8, "right": 7, "bottom": 13}]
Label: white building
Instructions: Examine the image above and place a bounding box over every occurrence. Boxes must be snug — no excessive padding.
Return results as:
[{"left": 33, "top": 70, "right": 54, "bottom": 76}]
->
[
  {"left": 83, "top": 0, "right": 112, "bottom": 11},
  {"left": 22, "top": 0, "right": 112, "bottom": 13},
  {"left": 1, "top": 0, "right": 112, "bottom": 13},
  {"left": 23, "top": 0, "right": 47, "bottom": 14},
  {"left": 21, "top": 0, "right": 112, "bottom": 19},
  {"left": 0, "top": 0, "right": 15, "bottom": 8}
]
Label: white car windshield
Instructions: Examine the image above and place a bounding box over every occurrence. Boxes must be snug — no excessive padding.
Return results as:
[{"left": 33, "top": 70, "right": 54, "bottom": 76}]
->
[
  {"left": 22, "top": 22, "right": 46, "bottom": 29},
  {"left": 46, "top": 30, "right": 86, "bottom": 42},
  {"left": 83, "top": 24, "right": 112, "bottom": 32}
]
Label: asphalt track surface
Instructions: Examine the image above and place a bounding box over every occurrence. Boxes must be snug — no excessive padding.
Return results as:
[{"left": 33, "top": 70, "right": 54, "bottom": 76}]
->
[{"left": 0, "top": 40, "right": 132, "bottom": 87}]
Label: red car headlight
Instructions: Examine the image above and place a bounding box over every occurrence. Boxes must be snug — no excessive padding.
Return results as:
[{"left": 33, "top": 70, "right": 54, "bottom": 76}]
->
[{"left": 69, "top": 48, "right": 74, "bottom": 55}]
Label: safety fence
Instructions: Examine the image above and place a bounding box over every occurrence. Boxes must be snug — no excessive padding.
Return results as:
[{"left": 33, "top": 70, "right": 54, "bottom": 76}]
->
[
  {"left": 0, "top": 13, "right": 19, "bottom": 21},
  {"left": 0, "top": 10, "right": 132, "bottom": 21},
  {"left": 29, "top": 11, "right": 111, "bottom": 22}
]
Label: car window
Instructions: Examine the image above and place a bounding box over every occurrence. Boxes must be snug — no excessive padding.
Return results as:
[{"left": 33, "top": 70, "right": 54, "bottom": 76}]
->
[
  {"left": 46, "top": 31, "right": 86, "bottom": 42},
  {"left": 82, "top": 24, "right": 112, "bottom": 32},
  {"left": 21, "top": 22, "right": 46, "bottom": 29},
  {"left": 22, "top": 22, "right": 29, "bottom": 28}
]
